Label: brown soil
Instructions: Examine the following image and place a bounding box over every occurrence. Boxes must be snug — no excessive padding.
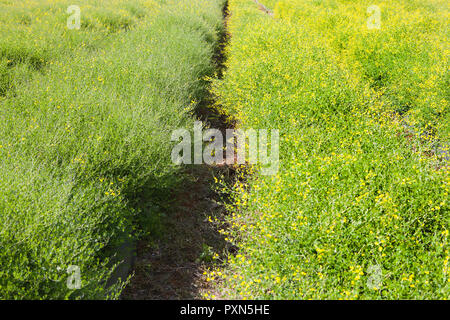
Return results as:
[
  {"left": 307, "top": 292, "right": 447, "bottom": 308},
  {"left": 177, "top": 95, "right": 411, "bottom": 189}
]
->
[{"left": 121, "top": 165, "right": 234, "bottom": 299}]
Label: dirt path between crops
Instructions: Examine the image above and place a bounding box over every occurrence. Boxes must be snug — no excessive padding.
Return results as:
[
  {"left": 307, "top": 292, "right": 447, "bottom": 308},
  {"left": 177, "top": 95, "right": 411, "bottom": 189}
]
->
[
  {"left": 121, "top": 165, "right": 233, "bottom": 299},
  {"left": 121, "top": 2, "right": 235, "bottom": 300}
]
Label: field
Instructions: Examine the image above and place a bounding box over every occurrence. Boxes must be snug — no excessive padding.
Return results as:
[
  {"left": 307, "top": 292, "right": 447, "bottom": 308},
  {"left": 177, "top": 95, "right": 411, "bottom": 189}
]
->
[
  {"left": 206, "top": 0, "right": 449, "bottom": 299},
  {"left": 0, "top": 0, "right": 225, "bottom": 299},
  {"left": 0, "top": 0, "right": 448, "bottom": 301}
]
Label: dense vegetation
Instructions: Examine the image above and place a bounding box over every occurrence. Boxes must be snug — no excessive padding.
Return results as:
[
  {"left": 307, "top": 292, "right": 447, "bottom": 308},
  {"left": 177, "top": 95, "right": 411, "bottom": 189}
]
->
[
  {"left": 206, "top": 0, "right": 449, "bottom": 299},
  {"left": 1, "top": 0, "right": 448, "bottom": 300},
  {"left": 0, "top": 0, "right": 225, "bottom": 299}
]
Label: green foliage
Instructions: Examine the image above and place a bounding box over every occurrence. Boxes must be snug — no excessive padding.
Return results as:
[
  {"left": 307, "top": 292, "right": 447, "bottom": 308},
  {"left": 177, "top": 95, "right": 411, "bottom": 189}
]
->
[
  {"left": 0, "top": 0, "right": 225, "bottom": 299},
  {"left": 208, "top": 0, "right": 449, "bottom": 299}
]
